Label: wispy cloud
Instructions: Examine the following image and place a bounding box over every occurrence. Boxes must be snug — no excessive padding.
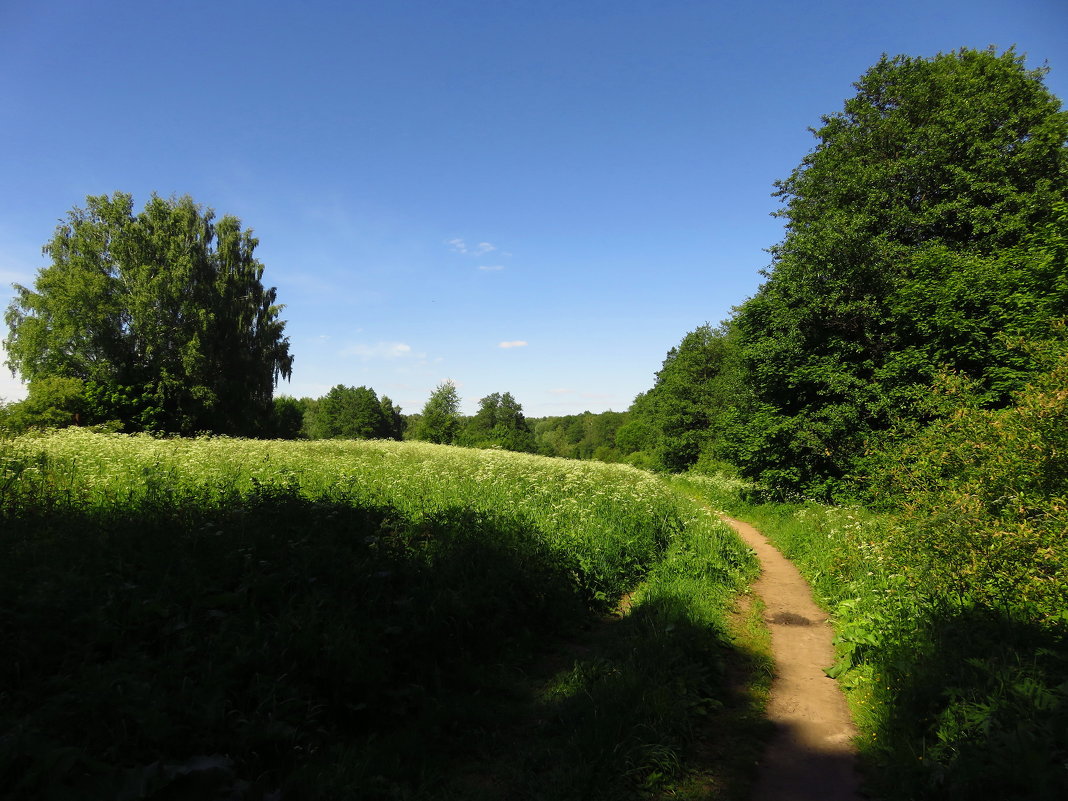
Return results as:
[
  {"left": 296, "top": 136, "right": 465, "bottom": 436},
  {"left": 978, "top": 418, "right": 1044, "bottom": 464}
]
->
[
  {"left": 447, "top": 238, "right": 496, "bottom": 255},
  {"left": 498, "top": 340, "right": 528, "bottom": 349},
  {"left": 340, "top": 341, "right": 413, "bottom": 360},
  {"left": 478, "top": 264, "right": 505, "bottom": 271},
  {"left": 548, "top": 388, "right": 575, "bottom": 395}
]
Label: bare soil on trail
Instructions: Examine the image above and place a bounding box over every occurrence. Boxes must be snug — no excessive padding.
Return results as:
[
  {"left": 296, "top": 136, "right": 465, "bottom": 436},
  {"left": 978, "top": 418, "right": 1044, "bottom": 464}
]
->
[{"left": 719, "top": 514, "right": 864, "bottom": 801}]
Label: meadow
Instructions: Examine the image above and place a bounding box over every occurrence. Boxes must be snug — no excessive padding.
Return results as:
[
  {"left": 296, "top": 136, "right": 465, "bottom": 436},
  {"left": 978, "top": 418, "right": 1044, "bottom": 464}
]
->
[{"left": 1, "top": 430, "right": 761, "bottom": 800}]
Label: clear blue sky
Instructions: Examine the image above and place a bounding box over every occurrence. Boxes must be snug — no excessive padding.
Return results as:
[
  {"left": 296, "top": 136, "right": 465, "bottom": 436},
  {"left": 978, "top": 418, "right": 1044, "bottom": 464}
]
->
[{"left": 2, "top": 0, "right": 1066, "bottom": 416}]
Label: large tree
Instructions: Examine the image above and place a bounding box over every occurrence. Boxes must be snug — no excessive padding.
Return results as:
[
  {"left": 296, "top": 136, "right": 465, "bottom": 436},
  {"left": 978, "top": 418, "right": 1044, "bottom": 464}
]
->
[
  {"left": 412, "top": 381, "right": 461, "bottom": 444},
  {"left": 306, "top": 384, "right": 398, "bottom": 440},
  {"left": 4, "top": 193, "right": 293, "bottom": 435},
  {"left": 460, "top": 391, "right": 536, "bottom": 452},
  {"left": 730, "top": 48, "right": 1068, "bottom": 496},
  {"left": 379, "top": 394, "right": 406, "bottom": 441},
  {"left": 621, "top": 324, "right": 744, "bottom": 471}
]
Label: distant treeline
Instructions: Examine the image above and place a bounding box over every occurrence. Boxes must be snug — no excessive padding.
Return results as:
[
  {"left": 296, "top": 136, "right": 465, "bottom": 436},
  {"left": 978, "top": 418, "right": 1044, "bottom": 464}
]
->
[{"left": 264, "top": 384, "right": 637, "bottom": 463}]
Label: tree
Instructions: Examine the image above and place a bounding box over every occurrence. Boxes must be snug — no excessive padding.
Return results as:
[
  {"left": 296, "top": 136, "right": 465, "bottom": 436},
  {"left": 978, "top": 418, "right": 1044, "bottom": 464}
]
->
[
  {"left": 412, "top": 381, "right": 461, "bottom": 444},
  {"left": 731, "top": 48, "right": 1068, "bottom": 496},
  {"left": 268, "top": 395, "right": 305, "bottom": 439},
  {"left": 4, "top": 192, "right": 293, "bottom": 435},
  {"left": 0, "top": 376, "right": 88, "bottom": 432},
  {"left": 529, "top": 410, "right": 628, "bottom": 461},
  {"left": 379, "top": 394, "right": 406, "bottom": 440},
  {"left": 308, "top": 384, "right": 391, "bottom": 440},
  {"left": 461, "top": 391, "right": 536, "bottom": 452},
  {"left": 625, "top": 324, "right": 744, "bottom": 471}
]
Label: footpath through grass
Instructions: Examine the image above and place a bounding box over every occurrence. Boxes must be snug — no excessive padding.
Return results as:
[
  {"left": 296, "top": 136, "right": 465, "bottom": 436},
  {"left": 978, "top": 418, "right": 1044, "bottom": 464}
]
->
[
  {"left": 1, "top": 430, "right": 764, "bottom": 800},
  {"left": 680, "top": 472, "right": 1068, "bottom": 801}
]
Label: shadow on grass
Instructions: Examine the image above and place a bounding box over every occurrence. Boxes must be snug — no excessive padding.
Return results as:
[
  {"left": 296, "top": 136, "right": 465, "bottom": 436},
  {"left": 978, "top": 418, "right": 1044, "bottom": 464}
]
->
[
  {"left": 861, "top": 605, "right": 1068, "bottom": 801},
  {"left": 435, "top": 593, "right": 773, "bottom": 801},
  {"left": 1, "top": 490, "right": 769, "bottom": 800}
]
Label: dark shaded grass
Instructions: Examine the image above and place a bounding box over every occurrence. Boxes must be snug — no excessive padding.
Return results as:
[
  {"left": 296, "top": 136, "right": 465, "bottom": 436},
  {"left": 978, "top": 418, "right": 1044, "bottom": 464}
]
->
[
  {"left": 863, "top": 606, "right": 1068, "bottom": 801},
  {"left": 429, "top": 556, "right": 770, "bottom": 801},
  {"left": 2, "top": 470, "right": 765, "bottom": 800},
  {"left": 1, "top": 484, "right": 588, "bottom": 799}
]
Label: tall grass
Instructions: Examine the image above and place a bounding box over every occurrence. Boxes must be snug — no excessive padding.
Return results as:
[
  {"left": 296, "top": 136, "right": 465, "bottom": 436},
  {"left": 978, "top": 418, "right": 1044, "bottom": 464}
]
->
[
  {"left": 682, "top": 464, "right": 1068, "bottom": 801},
  {"left": 1, "top": 430, "right": 757, "bottom": 800}
]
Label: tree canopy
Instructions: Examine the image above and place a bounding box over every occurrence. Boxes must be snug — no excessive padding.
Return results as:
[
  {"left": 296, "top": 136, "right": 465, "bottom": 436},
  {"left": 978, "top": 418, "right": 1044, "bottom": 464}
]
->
[
  {"left": 302, "top": 384, "right": 404, "bottom": 440},
  {"left": 412, "top": 381, "right": 461, "bottom": 444},
  {"left": 460, "top": 391, "right": 536, "bottom": 452},
  {"left": 619, "top": 324, "right": 744, "bottom": 471},
  {"left": 4, "top": 193, "right": 293, "bottom": 435},
  {"left": 726, "top": 48, "right": 1068, "bottom": 495}
]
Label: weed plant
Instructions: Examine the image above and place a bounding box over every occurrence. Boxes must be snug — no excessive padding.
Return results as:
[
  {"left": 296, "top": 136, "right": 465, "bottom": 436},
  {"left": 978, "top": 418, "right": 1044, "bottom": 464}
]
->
[{"left": 1, "top": 430, "right": 756, "bottom": 800}]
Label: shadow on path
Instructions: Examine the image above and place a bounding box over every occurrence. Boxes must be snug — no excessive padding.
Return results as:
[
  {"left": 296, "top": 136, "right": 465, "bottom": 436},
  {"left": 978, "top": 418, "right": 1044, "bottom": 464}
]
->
[{"left": 718, "top": 514, "right": 863, "bottom": 801}]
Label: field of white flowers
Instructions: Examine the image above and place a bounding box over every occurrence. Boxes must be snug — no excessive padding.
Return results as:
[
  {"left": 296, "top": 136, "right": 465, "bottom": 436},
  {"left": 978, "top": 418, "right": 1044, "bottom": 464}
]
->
[
  {"left": 5, "top": 429, "right": 745, "bottom": 604},
  {"left": 1, "top": 430, "right": 758, "bottom": 800}
]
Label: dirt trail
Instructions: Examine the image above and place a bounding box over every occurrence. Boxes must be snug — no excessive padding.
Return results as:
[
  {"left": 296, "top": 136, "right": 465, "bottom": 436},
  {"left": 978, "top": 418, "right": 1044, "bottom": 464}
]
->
[{"left": 720, "top": 514, "right": 863, "bottom": 801}]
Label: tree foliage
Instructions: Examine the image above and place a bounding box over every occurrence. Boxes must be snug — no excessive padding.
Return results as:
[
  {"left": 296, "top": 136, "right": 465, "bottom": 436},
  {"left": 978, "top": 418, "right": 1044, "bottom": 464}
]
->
[
  {"left": 299, "top": 386, "right": 405, "bottom": 441},
  {"left": 531, "top": 410, "right": 628, "bottom": 462},
  {"left": 728, "top": 48, "right": 1068, "bottom": 496},
  {"left": 620, "top": 324, "right": 745, "bottom": 471},
  {"left": 379, "top": 394, "right": 407, "bottom": 441},
  {"left": 307, "top": 385, "right": 383, "bottom": 440},
  {"left": 869, "top": 334, "right": 1068, "bottom": 616},
  {"left": 268, "top": 396, "right": 305, "bottom": 439},
  {"left": 460, "top": 391, "right": 536, "bottom": 452},
  {"left": 4, "top": 193, "right": 293, "bottom": 435},
  {"left": 0, "top": 376, "right": 89, "bottom": 432},
  {"left": 412, "top": 381, "right": 461, "bottom": 444}
]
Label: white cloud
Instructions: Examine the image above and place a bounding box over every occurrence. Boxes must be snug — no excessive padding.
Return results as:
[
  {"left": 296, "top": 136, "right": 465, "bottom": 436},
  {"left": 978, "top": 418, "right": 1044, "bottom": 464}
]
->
[
  {"left": 340, "top": 341, "right": 413, "bottom": 360},
  {"left": 478, "top": 264, "right": 505, "bottom": 271},
  {"left": 446, "top": 238, "right": 497, "bottom": 256},
  {"left": 548, "top": 388, "right": 575, "bottom": 395},
  {"left": 498, "top": 340, "right": 528, "bottom": 349}
]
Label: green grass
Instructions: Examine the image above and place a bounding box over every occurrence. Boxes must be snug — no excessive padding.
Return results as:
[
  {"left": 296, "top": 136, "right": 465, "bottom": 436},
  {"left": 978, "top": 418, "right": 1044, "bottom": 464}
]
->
[{"left": 1, "top": 430, "right": 763, "bottom": 800}]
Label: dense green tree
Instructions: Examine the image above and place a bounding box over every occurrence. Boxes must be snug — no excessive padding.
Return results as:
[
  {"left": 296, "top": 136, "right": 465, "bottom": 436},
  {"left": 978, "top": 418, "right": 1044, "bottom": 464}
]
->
[
  {"left": 4, "top": 193, "right": 293, "bottom": 435},
  {"left": 461, "top": 391, "right": 536, "bottom": 452},
  {"left": 731, "top": 48, "right": 1068, "bottom": 496},
  {"left": 305, "top": 385, "right": 393, "bottom": 440},
  {"left": 268, "top": 395, "right": 305, "bottom": 439},
  {"left": 379, "top": 394, "right": 406, "bottom": 441},
  {"left": 0, "top": 376, "right": 88, "bottom": 431},
  {"left": 412, "top": 381, "right": 461, "bottom": 444},
  {"left": 299, "top": 397, "right": 322, "bottom": 438},
  {"left": 623, "top": 324, "right": 744, "bottom": 471},
  {"left": 614, "top": 396, "right": 657, "bottom": 456}
]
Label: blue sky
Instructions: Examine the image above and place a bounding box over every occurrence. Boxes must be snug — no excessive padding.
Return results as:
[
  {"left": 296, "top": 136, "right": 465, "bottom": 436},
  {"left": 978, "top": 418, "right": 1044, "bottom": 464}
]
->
[{"left": 2, "top": 0, "right": 1066, "bottom": 416}]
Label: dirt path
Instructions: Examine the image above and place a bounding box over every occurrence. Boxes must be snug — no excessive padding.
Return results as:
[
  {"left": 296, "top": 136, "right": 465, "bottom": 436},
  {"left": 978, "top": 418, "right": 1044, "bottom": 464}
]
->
[{"left": 719, "top": 514, "right": 863, "bottom": 801}]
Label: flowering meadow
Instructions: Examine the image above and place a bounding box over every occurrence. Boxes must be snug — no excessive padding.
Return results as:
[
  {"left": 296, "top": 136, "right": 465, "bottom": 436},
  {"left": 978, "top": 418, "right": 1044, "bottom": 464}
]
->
[{"left": 1, "top": 430, "right": 755, "bottom": 800}]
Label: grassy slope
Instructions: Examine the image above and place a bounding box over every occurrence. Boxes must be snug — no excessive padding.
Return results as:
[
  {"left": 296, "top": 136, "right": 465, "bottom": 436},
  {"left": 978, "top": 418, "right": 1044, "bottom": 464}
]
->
[{"left": 1, "top": 431, "right": 766, "bottom": 800}]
